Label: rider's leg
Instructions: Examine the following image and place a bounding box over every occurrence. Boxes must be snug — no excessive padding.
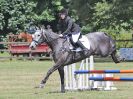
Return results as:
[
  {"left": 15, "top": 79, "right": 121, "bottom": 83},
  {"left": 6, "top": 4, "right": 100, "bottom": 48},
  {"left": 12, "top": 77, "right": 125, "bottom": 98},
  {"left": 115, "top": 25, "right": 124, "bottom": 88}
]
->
[
  {"left": 72, "top": 32, "right": 80, "bottom": 43},
  {"left": 76, "top": 40, "right": 87, "bottom": 50},
  {"left": 71, "top": 32, "right": 81, "bottom": 50},
  {"left": 72, "top": 32, "right": 89, "bottom": 54},
  {"left": 72, "top": 32, "right": 87, "bottom": 50},
  {"left": 76, "top": 40, "right": 89, "bottom": 55},
  {"left": 70, "top": 36, "right": 77, "bottom": 49}
]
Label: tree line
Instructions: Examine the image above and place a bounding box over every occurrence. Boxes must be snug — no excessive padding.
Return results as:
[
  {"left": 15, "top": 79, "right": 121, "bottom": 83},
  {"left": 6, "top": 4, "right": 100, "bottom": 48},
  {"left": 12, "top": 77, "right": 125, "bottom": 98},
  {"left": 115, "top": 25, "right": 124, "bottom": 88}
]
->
[{"left": 0, "top": 0, "right": 133, "bottom": 48}]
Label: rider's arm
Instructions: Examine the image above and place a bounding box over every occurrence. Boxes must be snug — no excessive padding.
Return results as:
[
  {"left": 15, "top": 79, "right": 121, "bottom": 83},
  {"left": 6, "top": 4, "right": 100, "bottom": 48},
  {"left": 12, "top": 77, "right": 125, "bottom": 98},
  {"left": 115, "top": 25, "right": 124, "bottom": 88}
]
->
[{"left": 62, "top": 19, "right": 73, "bottom": 36}]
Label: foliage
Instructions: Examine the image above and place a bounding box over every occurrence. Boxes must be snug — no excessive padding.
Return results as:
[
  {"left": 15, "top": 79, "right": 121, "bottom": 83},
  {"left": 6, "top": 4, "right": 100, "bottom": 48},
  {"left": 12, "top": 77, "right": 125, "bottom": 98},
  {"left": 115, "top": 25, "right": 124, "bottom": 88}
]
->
[
  {"left": 0, "top": 0, "right": 133, "bottom": 49},
  {"left": 0, "top": 0, "right": 35, "bottom": 36},
  {"left": 92, "top": 1, "right": 113, "bottom": 30},
  {"left": 32, "top": 0, "right": 64, "bottom": 23},
  {"left": 92, "top": 0, "right": 133, "bottom": 31},
  {"left": 116, "top": 33, "right": 133, "bottom": 48}
]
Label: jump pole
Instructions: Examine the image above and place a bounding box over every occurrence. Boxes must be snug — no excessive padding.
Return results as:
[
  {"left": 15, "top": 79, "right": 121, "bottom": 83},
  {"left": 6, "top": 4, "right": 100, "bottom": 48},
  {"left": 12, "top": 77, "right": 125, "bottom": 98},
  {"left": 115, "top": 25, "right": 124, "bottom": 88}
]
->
[
  {"left": 64, "top": 56, "right": 115, "bottom": 91},
  {"left": 75, "top": 70, "right": 133, "bottom": 74},
  {"left": 89, "top": 77, "right": 133, "bottom": 81}
]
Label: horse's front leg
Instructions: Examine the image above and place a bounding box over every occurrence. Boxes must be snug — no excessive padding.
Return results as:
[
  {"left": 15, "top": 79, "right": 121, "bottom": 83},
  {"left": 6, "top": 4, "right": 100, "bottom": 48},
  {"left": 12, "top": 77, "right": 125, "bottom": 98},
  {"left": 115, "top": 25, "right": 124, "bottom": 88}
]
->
[
  {"left": 38, "top": 63, "right": 61, "bottom": 89},
  {"left": 37, "top": 52, "right": 69, "bottom": 92},
  {"left": 58, "top": 66, "right": 65, "bottom": 93}
]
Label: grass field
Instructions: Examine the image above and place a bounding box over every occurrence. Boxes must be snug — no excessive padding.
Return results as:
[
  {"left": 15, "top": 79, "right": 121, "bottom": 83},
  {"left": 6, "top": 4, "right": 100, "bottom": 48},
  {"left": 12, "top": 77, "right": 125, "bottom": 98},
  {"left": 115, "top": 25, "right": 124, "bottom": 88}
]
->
[{"left": 0, "top": 60, "right": 133, "bottom": 99}]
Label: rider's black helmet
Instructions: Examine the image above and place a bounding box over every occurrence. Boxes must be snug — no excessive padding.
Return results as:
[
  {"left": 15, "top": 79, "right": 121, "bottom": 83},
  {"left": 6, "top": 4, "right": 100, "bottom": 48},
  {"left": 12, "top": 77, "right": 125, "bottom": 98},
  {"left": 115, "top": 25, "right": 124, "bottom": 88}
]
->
[{"left": 59, "top": 8, "right": 68, "bottom": 16}]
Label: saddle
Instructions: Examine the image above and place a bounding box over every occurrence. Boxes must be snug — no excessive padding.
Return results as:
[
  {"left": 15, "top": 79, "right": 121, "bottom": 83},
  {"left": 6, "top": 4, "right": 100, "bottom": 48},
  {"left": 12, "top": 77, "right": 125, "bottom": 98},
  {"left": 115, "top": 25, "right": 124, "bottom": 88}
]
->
[{"left": 63, "top": 35, "right": 90, "bottom": 52}]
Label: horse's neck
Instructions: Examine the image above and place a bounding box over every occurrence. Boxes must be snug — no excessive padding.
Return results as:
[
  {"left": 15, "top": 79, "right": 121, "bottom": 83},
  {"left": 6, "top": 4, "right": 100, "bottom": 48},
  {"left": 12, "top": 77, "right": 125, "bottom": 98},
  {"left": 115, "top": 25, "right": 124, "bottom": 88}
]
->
[{"left": 45, "top": 32, "right": 63, "bottom": 51}]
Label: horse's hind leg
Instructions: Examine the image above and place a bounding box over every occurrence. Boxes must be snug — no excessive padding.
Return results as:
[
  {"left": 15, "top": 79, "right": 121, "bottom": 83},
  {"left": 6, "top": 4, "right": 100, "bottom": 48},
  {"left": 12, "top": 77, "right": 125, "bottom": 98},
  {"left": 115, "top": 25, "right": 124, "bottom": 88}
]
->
[
  {"left": 58, "top": 66, "right": 65, "bottom": 93},
  {"left": 111, "top": 49, "right": 120, "bottom": 63},
  {"left": 109, "top": 37, "right": 121, "bottom": 63}
]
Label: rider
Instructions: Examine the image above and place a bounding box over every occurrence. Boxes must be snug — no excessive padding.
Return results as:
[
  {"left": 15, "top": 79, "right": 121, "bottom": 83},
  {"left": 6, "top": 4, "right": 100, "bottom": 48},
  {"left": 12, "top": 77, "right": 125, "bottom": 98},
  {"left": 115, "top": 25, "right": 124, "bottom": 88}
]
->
[{"left": 57, "top": 8, "right": 88, "bottom": 54}]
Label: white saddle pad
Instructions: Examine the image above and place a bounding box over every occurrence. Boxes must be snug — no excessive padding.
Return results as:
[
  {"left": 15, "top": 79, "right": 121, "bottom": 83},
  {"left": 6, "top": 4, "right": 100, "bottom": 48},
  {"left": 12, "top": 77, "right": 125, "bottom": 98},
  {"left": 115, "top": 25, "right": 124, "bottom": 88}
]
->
[{"left": 79, "top": 35, "right": 90, "bottom": 50}]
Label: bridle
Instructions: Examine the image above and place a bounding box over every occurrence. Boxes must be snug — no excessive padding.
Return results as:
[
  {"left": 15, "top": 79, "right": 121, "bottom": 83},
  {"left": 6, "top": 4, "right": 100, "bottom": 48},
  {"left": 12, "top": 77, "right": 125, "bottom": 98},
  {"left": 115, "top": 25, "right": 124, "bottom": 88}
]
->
[{"left": 32, "top": 30, "right": 61, "bottom": 45}]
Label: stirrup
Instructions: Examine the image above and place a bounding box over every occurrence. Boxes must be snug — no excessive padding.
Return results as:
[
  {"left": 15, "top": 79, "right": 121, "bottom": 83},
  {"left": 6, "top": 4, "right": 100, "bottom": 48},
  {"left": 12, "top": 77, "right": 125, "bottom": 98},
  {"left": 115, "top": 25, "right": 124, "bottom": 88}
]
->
[{"left": 70, "top": 48, "right": 81, "bottom": 52}]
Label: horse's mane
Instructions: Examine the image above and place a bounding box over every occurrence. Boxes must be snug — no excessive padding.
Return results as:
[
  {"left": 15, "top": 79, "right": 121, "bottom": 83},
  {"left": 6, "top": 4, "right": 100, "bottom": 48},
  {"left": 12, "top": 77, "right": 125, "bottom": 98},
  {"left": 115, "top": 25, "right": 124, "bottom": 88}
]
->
[{"left": 43, "top": 29, "right": 59, "bottom": 39}]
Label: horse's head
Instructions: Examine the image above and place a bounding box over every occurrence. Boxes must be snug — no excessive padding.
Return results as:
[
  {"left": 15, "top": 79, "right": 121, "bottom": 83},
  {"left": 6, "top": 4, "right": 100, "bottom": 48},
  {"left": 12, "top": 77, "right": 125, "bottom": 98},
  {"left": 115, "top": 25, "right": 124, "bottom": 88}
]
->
[
  {"left": 30, "top": 28, "right": 60, "bottom": 50},
  {"left": 29, "top": 29, "right": 46, "bottom": 50}
]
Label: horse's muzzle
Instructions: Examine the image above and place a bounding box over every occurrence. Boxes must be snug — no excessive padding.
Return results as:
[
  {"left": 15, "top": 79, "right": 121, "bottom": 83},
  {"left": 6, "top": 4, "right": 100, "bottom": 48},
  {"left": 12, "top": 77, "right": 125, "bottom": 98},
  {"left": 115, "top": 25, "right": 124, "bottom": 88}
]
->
[{"left": 29, "top": 44, "right": 36, "bottom": 50}]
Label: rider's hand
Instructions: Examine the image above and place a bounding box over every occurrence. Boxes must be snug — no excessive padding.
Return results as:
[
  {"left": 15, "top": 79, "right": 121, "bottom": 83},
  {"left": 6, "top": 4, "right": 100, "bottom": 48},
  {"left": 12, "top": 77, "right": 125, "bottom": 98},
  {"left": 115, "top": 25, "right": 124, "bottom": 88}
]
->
[{"left": 59, "top": 34, "right": 63, "bottom": 37}]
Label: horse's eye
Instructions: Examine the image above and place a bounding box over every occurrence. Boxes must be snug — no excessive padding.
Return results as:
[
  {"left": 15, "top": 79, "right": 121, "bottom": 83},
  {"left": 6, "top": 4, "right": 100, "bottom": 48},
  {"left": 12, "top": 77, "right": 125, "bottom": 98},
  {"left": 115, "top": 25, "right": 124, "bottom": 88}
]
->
[{"left": 38, "top": 35, "right": 40, "bottom": 37}]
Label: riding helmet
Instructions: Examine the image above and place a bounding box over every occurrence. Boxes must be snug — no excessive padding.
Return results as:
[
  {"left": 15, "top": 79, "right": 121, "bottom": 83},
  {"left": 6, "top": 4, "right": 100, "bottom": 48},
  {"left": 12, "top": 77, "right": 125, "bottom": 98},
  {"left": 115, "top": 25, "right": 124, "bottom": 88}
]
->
[{"left": 59, "top": 8, "right": 68, "bottom": 16}]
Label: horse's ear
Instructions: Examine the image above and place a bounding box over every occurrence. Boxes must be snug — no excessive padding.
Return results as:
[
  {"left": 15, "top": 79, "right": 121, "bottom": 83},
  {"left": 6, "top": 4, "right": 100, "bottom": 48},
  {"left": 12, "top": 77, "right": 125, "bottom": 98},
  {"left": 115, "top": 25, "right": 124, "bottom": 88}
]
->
[
  {"left": 42, "top": 28, "right": 47, "bottom": 34},
  {"left": 40, "top": 25, "right": 44, "bottom": 31},
  {"left": 38, "top": 25, "right": 42, "bottom": 30},
  {"left": 40, "top": 27, "right": 42, "bottom": 31},
  {"left": 35, "top": 26, "right": 39, "bottom": 30}
]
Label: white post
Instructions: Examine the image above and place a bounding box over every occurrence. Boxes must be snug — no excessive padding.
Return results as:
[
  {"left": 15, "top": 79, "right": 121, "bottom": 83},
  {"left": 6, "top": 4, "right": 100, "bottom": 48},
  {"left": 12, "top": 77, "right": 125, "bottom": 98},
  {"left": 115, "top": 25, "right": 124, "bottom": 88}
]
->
[
  {"left": 64, "top": 66, "right": 69, "bottom": 90},
  {"left": 85, "top": 58, "right": 89, "bottom": 89},
  {"left": 82, "top": 61, "right": 85, "bottom": 89},
  {"left": 104, "top": 74, "right": 117, "bottom": 91},
  {"left": 69, "top": 64, "right": 72, "bottom": 89},
  {"left": 64, "top": 56, "right": 94, "bottom": 91},
  {"left": 64, "top": 56, "right": 116, "bottom": 91},
  {"left": 78, "top": 60, "right": 84, "bottom": 90},
  {"left": 89, "top": 56, "right": 94, "bottom": 89},
  {"left": 72, "top": 64, "right": 76, "bottom": 90}
]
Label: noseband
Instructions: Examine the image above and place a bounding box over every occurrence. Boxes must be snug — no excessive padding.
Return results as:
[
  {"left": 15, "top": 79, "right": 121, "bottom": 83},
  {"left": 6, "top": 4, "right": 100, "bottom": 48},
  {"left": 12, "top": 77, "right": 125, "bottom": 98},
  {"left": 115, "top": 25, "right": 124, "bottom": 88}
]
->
[
  {"left": 32, "top": 31, "right": 45, "bottom": 45},
  {"left": 32, "top": 39, "right": 39, "bottom": 46}
]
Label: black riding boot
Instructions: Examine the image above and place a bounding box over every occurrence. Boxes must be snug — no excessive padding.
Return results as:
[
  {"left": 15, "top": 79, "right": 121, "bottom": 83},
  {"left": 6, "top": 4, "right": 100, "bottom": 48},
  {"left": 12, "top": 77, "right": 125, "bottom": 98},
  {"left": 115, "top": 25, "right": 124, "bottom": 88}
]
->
[
  {"left": 76, "top": 41, "right": 89, "bottom": 55},
  {"left": 70, "top": 37, "right": 77, "bottom": 50}
]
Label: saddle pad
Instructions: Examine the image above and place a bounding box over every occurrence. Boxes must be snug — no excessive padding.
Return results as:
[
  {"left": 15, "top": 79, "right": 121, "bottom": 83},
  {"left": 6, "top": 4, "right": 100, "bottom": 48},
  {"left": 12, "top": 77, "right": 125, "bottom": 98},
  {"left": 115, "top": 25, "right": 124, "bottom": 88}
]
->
[{"left": 79, "top": 35, "right": 90, "bottom": 50}]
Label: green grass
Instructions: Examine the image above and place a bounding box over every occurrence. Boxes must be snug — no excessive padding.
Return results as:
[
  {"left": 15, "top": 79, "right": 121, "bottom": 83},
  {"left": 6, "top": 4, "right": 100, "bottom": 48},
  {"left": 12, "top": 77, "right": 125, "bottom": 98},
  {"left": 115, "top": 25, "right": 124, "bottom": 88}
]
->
[
  {"left": 0, "top": 60, "right": 133, "bottom": 99},
  {"left": 0, "top": 52, "right": 10, "bottom": 57}
]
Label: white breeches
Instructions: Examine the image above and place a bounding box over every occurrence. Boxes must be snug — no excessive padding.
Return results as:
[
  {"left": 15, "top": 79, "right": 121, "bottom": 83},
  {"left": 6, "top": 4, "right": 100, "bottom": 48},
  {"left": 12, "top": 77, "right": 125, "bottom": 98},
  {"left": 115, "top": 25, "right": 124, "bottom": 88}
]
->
[{"left": 72, "top": 32, "right": 80, "bottom": 43}]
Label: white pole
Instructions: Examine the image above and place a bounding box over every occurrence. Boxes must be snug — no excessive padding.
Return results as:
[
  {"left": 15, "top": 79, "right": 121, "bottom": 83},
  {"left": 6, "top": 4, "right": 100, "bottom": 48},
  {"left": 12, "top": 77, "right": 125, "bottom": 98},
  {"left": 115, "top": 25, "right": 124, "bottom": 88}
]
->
[
  {"left": 72, "top": 63, "right": 76, "bottom": 90},
  {"left": 78, "top": 60, "right": 84, "bottom": 89},
  {"left": 64, "top": 56, "right": 95, "bottom": 90},
  {"left": 69, "top": 65, "right": 72, "bottom": 89},
  {"left": 64, "top": 66, "right": 69, "bottom": 90},
  {"left": 89, "top": 56, "right": 94, "bottom": 89},
  {"left": 86, "top": 58, "right": 89, "bottom": 89}
]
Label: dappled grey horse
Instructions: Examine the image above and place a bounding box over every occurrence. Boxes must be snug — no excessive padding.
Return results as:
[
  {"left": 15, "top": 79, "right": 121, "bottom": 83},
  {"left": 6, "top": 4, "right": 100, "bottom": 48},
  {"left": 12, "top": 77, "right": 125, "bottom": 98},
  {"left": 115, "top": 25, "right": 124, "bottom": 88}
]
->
[{"left": 29, "top": 29, "right": 121, "bottom": 93}]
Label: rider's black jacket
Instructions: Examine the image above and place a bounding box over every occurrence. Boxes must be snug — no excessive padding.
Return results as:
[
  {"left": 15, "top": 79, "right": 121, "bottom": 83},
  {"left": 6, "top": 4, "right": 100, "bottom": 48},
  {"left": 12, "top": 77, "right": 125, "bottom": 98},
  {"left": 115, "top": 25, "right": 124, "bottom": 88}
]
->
[{"left": 57, "top": 16, "right": 81, "bottom": 36}]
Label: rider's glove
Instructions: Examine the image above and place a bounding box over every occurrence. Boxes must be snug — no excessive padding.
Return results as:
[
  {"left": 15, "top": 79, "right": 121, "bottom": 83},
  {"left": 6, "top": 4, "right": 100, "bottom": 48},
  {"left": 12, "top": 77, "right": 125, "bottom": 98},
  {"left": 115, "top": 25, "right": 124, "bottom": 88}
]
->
[{"left": 59, "top": 34, "right": 63, "bottom": 37}]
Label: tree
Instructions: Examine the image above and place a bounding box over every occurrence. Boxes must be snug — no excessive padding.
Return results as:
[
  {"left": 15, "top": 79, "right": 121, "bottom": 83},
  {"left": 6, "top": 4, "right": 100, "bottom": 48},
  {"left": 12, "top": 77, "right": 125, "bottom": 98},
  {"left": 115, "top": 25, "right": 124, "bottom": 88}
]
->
[
  {"left": 71, "top": 0, "right": 133, "bottom": 33},
  {"left": 30, "top": 0, "right": 69, "bottom": 32},
  {"left": 0, "top": 0, "right": 35, "bottom": 36},
  {"left": 32, "top": 0, "right": 63, "bottom": 23}
]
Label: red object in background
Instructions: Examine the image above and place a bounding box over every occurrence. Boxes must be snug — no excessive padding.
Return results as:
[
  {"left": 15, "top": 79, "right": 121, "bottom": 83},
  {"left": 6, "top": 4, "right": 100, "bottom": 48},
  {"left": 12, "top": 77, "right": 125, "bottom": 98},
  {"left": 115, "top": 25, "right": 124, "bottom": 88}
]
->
[{"left": 9, "top": 43, "right": 51, "bottom": 56}]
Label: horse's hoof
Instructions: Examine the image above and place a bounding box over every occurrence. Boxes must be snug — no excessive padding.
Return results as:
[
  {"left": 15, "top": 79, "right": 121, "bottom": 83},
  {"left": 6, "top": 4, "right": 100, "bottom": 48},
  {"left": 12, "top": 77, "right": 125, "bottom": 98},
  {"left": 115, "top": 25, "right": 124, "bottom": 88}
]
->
[
  {"left": 34, "top": 86, "right": 39, "bottom": 88},
  {"left": 34, "top": 84, "right": 44, "bottom": 88},
  {"left": 39, "top": 84, "right": 44, "bottom": 88},
  {"left": 61, "top": 90, "right": 65, "bottom": 93}
]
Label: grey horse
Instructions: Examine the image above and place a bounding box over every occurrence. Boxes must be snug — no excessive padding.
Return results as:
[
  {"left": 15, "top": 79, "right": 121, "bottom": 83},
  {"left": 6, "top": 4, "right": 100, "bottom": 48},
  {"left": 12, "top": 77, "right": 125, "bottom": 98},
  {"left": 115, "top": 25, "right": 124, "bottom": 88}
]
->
[{"left": 29, "top": 29, "right": 121, "bottom": 93}]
